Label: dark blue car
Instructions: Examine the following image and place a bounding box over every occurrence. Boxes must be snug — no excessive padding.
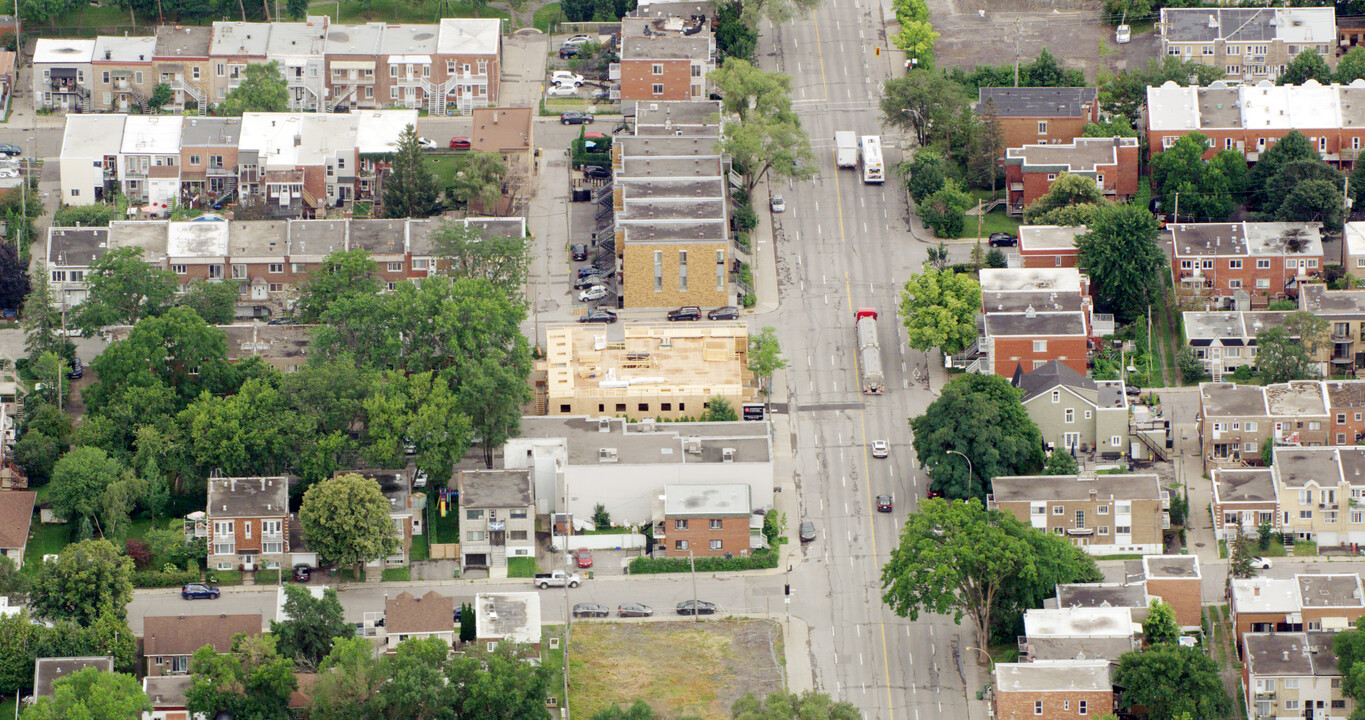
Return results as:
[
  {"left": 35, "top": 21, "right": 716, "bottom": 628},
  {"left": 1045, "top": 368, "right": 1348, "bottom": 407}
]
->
[{"left": 181, "top": 583, "right": 221, "bottom": 600}]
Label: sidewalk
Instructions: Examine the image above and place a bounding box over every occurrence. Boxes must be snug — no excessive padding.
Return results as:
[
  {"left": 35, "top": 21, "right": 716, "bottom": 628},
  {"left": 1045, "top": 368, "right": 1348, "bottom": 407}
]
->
[{"left": 750, "top": 180, "right": 781, "bottom": 315}]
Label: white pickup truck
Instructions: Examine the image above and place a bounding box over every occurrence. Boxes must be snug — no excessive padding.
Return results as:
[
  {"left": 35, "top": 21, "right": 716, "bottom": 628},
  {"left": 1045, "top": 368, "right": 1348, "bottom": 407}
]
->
[{"left": 534, "top": 570, "right": 582, "bottom": 589}]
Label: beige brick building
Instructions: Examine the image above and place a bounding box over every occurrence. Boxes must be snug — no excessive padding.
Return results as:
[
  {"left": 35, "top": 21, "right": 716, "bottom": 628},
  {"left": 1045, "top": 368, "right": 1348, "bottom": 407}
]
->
[
  {"left": 1231, "top": 574, "right": 1365, "bottom": 650},
  {"left": 542, "top": 322, "right": 753, "bottom": 421},
  {"left": 1244, "top": 632, "right": 1352, "bottom": 720},
  {"left": 1273, "top": 446, "right": 1365, "bottom": 547},
  {"left": 989, "top": 473, "right": 1168, "bottom": 556},
  {"left": 1159, "top": 7, "right": 1336, "bottom": 84},
  {"left": 992, "top": 660, "right": 1114, "bottom": 720}
]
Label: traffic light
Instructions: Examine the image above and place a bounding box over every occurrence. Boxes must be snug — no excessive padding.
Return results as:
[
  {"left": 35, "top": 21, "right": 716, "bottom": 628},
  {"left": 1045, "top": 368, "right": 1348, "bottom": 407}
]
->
[{"left": 875, "top": 46, "right": 881, "bottom": 57}]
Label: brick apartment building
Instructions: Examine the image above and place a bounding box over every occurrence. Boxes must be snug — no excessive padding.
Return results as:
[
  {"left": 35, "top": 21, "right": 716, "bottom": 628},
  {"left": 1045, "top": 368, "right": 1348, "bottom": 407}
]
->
[
  {"left": 989, "top": 473, "right": 1168, "bottom": 556},
  {"left": 655, "top": 483, "right": 755, "bottom": 558},
  {"left": 1016, "top": 225, "right": 1086, "bottom": 269},
  {"left": 1231, "top": 574, "right": 1365, "bottom": 650},
  {"left": 1211, "top": 467, "right": 1279, "bottom": 542},
  {"left": 1158, "top": 7, "right": 1336, "bottom": 84},
  {"left": 1199, "top": 380, "right": 1331, "bottom": 467},
  {"left": 1243, "top": 632, "right": 1353, "bottom": 720},
  {"left": 205, "top": 476, "right": 290, "bottom": 573},
  {"left": 971, "top": 268, "right": 1108, "bottom": 378},
  {"left": 616, "top": 15, "right": 714, "bottom": 104},
  {"left": 1004, "top": 137, "right": 1139, "bottom": 215},
  {"left": 978, "top": 87, "right": 1099, "bottom": 150},
  {"left": 992, "top": 661, "right": 1113, "bottom": 720},
  {"left": 1170, "top": 222, "right": 1325, "bottom": 307},
  {"left": 1141, "top": 555, "right": 1203, "bottom": 630}
]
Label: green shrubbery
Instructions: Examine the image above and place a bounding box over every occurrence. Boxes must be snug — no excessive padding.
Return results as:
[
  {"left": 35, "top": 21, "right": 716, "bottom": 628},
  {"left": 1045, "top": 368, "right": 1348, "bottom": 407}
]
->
[
  {"left": 131, "top": 564, "right": 200, "bottom": 589},
  {"left": 627, "top": 548, "right": 777, "bottom": 574}
]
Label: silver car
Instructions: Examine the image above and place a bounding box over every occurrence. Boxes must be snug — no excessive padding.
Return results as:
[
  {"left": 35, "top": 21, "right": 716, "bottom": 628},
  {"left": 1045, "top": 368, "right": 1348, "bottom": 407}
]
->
[
  {"left": 770, "top": 194, "right": 785, "bottom": 213},
  {"left": 800, "top": 520, "right": 816, "bottom": 543}
]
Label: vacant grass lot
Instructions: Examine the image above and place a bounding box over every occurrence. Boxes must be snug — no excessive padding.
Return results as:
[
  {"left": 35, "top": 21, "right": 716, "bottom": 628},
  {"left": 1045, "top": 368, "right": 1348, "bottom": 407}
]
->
[{"left": 568, "top": 620, "right": 784, "bottom": 720}]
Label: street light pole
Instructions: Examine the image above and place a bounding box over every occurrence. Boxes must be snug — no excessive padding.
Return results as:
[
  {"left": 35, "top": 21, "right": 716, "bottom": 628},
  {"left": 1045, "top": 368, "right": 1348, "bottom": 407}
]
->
[
  {"left": 946, "top": 449, "right": 974, "bottom": 499},
  {"left": 688, "top": 548, "right": 698, "bottom": 623}
]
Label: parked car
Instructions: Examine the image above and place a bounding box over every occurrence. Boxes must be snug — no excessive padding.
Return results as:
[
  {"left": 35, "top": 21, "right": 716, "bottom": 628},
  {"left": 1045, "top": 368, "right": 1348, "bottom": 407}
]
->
[
  {"left": 676, "top": 600, "right": 718, "bottom": 616},
  {"left": 416, "top": 137, "right": 438, "bottom": 150},
  {"left": 988, "top": 232, "right": 1018, "bottom": 247},
  {"left": 578, "top": 265, "right": 607, "bottom": 278},
  {"left": 617, "top": 602, "right": 653, "bottom": 617},
  {"left": 414, "top": 469, "right": 428, "bottom": 488},
  {"left": 547, "top": 84, "right": 580, "bottom": 98},
  {"left": 561, "top": 111, "right": 594, "bottom": 125},
  {"left": 572, "top": 602, "right": 609, "bottom": 618},
  {"left": 579, "top": 285, "right": 610, "bottom": 302},
  {"left": 449, "top": 136, "right": 471, "bottom": 150},
  {"left": 800, "top": 520, "right": 816, "bottom": 543},
  {"left": 707, "top": 306, "right": 739, "bottom": 320},
  {"left": 871, "top": 440, "right": 889, "bottom": 458},
  {"left": 579, "top": 309, "right": 618, "bottom": 324},
  {"left": 534, "top": 570, "right": 582, "bottom": 588},
  {"left": 181, "top": 583, "right": 221, "bottom": 600},
  {"left": 575, "top": 548, "right": 593, "bottom": 568},
  {"left": 266, "top": 317, "right": 296, "bottom": 325},
  {"left": 66, "top": 357, "right": 82, "bottom": 380},
  {"left": 0, "top": 168, "right": 20, "bottom": 179},
  {"left": 551, "top": 71, "right": 585, "bottom": 87},
  {"left": 0, "top": 144, "right": 21, "bottom": 156},
  {"left": 876, "top": 494, "right": 894, "bottom": 513},
  {"left": 292, "top": 565, "right": 311, "bottom": 582},
  {"left": 573, "top": 274, "right": 607, "bottom": 289},
  {"left": 770, "top": 194, "right": 785, "bottom": 213},
  {"left": 571, "top": 243, "right": 589, "bottom": 261},
  {"left": 667, "top": 306, "right": 702, "bottom": 321},
  {"left": 582, "top": 165, "right": 611, "bottom": 180},
  {"left": 563, "top": 34, "right": 592, "bottom": 46},
  {"left": 926, "top": 488, "right": 944, "bottom": 499},
  {"left": 558, "top": 44, "right": 581, "bottom": 59},
  {"left": 1250, "top": 557, "right": 1273, "bottom": 570}
]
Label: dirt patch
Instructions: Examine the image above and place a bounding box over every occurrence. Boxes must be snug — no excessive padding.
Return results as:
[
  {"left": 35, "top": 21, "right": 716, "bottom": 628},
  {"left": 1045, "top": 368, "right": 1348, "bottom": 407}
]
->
[{"left": 568, "top": 620, "right": 785, "bottom": 720}]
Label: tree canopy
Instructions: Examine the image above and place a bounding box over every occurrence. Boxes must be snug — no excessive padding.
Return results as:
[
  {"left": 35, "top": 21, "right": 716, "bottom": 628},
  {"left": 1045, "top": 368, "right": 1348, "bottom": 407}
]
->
[
  {"left": 1278, "top": 47, "right": 1333, "bottom": 86},
  {"left": 1247, "top": 131, "right": 1320, "bottom": 210},
  {"left": 898, "top": 268, "right": 981, "bottom": 356},
  {"left": 293, "top": 249, "right": 381, "bottom": 323},
  {"left": 1255, "top": 325, "right": 1321, "bottom": 384},
  {"left": 271, "top": 584, "right": 353, "bottom": 671},
  {"left": 1112, "top": 644, "right": 1232, "bottom": 720},
  {"left": 1022, "top": 173, "right": 1109, "bottom": 225},
  {"left": 430, "top": 221, "right": 529, "bottom": 291},
  {"left": 20, "top": 667, "right": 148, "bottom": 720},
  {"left": 71, "top": 246, "right": 177, "bottom": 333},
  {"left": 1142, "top": 600, "right": 1180, "bottom": 646},
  {"left": 881, "top": 71, "right": 971, "bottom": 148},
  {"left": 383, "top": 124, "right": 441, "bottom": 219},
  {"left": 29, "top": 539, "right": 134, "bottom": 626},
  {"left": 909, "top": 373, "right": 1043, "bottom": 500},
  {"left": 1076, "top": 202, "right": 1164, "bottom": 324},
  {"left": 221, "top": 61, "right": 289, "bottom": 115},
  {"left": 1150, "top": 132, "right": 1244, "bottom": 222},
  {"left": 187, "top": 634, "right": 298, "bottom": 720},
  {"left": 299, "top": 473, "right": 400, "bottom": 576},
  {"left": 732, "top": 691, "right": 860, "bottom": 720}
]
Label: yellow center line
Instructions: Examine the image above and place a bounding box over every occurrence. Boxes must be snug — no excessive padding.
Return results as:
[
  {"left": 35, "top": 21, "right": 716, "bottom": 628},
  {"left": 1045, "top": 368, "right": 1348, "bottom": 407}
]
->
[
  {"left": 813, "top": 20, "right": 830, "bottom": 101},
  {"left": 831, "top": 137, "right": 895, "bottom": 720}
]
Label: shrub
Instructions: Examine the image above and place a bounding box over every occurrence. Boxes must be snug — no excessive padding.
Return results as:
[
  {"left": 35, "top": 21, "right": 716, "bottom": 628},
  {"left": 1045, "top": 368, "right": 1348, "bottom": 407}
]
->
[
  {"left": 132, "top": 564, "right": 200, "bottom": 588},
  {"left": 124, "top": 539, "right": 151, "bottom": 571},
  {"left": 627, "top": 548, "right": 778, "bottom": 574},
  {"left": 733, "top": 203, "right": 758, "bottom": 232}
]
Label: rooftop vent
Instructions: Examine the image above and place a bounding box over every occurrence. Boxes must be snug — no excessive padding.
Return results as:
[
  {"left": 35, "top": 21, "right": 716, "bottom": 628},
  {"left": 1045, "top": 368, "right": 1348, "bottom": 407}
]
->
[
  {"left": 599, "top": 448, "right": 618, "bottom": 463},
  {"left": 722, "top": 448, "right": 735, "bottom": 463}
]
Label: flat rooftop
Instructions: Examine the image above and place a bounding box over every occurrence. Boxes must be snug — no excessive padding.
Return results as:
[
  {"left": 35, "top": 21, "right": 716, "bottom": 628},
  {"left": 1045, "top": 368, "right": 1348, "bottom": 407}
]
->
[
  {"left": 1171, "top": 221, "right": 1323, "bottom": 258},
  {"left": 47, "top": 227, "right": 109, "bottom": 268},
  {"left": 155, "top": 25, "right": 213, "bottom": 58},
  {"left": 1143, "top": 554, "right": 1200, "bottom": 580},
  {"left": 545, "top": 323, "right": 747, "bottom": 401},
  {"left": 977, "top": 87, "right": 1096, "bottom": 118},
  {"left": 983, "top": 290, "right": 1084, "bottom": 314},
  {"left": 994, "top": 661, "right": 1111, "bottom": 694},
  {"left": 167, "top": 220, "right": 229, "bottom": 258},
  {"left": 979, "top": 267, "right": 1083, "bottom": 294},
  {"left": 1297, "top": 574, "right": 1365, "bottom": 608},
  {"left": 1212, "top": 468, "right": 1277, "bottom": 503},
  {"left": 615, "top": 136, "right": 721, "bottom": 159},
  {"left": 181, "top": 117, "right": 242, "bottom": 147},
  {"left": 1018, "top": 225, "right": 1087, "bottom": 253},
  {"left": 1245, "top": 632, "right": 1341, "bottom": 677},
  {"left": 1023, "top": 636, "right": 1135, "bottom": 663},
  {"left": 475, "top": 592, "right": 541, "bottom": 645},
  {"left": 516, "top": 415, "right": 772, "bottom": 466},
  {"left": 227, "top": 220, "right": 289, "bottom": 258},
  {"left": 221, "top": 324, "right": 312, "bottom": 363},
  {"left": 1266, "top": 381, "right": 1328, "bottom": 416},
  {"left": 620, "top": 156, "right": 724, "bottom": 179},
  {"left": 1182, "top": 311, "right": 1288, "bottom": 343},
  {"left": 983, "top": 311, "right": 1087, "bottom": 337},
  {"left": 1023, "top": 607, "right": 1137, "bottom": 638},
  {"left": 458, "top": 469, "right": 533, "bottom": 509},
  {"left": 33, "top": 656, "right": 112, "bottom": 699},
  {"left": 1200, "top": 382, "right": 1267, "bottom": 417},
  {"left": 61, "top": 114, "right": 125, "bottom": 157},
  {"left": 619, "top": 198, "right": 725, "bottom": 223},
  {"left": 348, "top": 219, "right": 406, "bottom": 256},
  {"left": 634, "top": 100, "right": 721, "bottom": 129},
  {"left": 207, "top": 476, "right": 289, "bottom": 517},
  {"left": 1300, "top": 284, "right": 1365, "bottom": 316},
  {"left": 1005, "top": 137, "right": 1137, "bottom": 172},
  {"left": 1232, "top": 576, "right": 1303, "bottom": 613},
  {"left": 1055, "top": 582, "right": 1149, "bottom": 611},
  {"left": 1272, "top": 447, "right": 1341, "bottom": 489},
  {"left": 992, "top": 474, "right": 1161, "bottom": 503},
  {"left": 663, "top": 483, "right": 751, "bottom": 517},
  {"left": 622, "top": 34, "right": 711, "bottom": 60},
  {"left": 617, "top": 177, "right": 726, "bottom": 200}
]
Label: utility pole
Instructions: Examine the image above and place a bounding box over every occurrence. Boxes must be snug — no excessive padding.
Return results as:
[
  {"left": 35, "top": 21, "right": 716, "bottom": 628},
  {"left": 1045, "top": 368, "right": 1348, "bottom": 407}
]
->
[
  {"left": 976, "top": 198, "right": 983, "bottom": 241},
  {"left": 1013, "top": 18, "right": 1022, "bottom": 87},
  {"left": 1173, "top": 192, "right": 1179, "bottom": 224},
  {"left": 688, "top": 549, "right": 698, "bottom": 623}
]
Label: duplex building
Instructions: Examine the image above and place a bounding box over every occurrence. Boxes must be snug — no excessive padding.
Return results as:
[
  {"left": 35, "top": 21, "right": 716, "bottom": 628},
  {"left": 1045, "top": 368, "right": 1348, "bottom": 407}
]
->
[
  {"left": 992, "top": 660, "right": 1113, "bottom": 720},
  {"left": 1199, "top": 380, "right": 1331, "bottom": 467},
  {"left": 1211, "top": 467, "right": 1279, "bottom": 541},
  {"left": 1012, "top": 359, "right": 1129, "bottom": 459},
  {"left": 205, "top": 476, "right": 290, "bottom": 572},
  {"left": 1158, "top": 7, "right": 1336, "bottom": 83},
  {"left": 1273, "top": 446, "right": 1365, "bottom": 547},
  {"left": 1301, "top": 283, "right": 1365, "bottom": 376},
  {"left": 504, "top": 416, "right": 773, "bottom": 527},
  {"left": 1244, "top": 632, "right": 1352, "bottom": 720},
  {"left": 1170, "top": 222, "right": 1324, "bottom": 307},
  {"left": 143, "top": 613, "right": 263, "bottom": 676},
  {"left": 977, "top": 87, "right": 1100, "bottom": 150},
  {"left": 32, "top": 657, "right": 112, "bottom": 699},
  {"left": 968, "top": 268, "right": 1110, "bottom": 377},
  {"left": 1004, "top": 137, "right": 1140, "bottom": 215},
  {"left": 153, "top": 25, "right": 213, "bottom": 113},
  {"left": 542, "top": 322, "right": 753, "bottom": 420},
  {"left": 1015, "top": 224, "right": 1086, "bottom": 269},
  {"left": 32, "top": 38, "right": 94, "bottom": 112},
  {"left": 989, "top": 473, "right": 1168, "bottom": 555},
  {"left": 616, "top": 15, "right": 714, "bottom": 105},
  {"left": 1182, "top": 310, "right": 1292, "bottom": 381},
  {"left": 653, "top": 483, "right": 758, "bottom": 558},
  {"left": 1231, "top": 574, "right": 1365, "bottom": 650},
  {"left": 457, "top": 469, "right": 536, "bottom": 572}
]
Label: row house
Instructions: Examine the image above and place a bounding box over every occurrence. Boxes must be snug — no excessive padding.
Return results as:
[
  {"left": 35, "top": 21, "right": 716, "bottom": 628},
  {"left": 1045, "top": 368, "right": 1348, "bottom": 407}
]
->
[
  {"left": 1231, "top": 574, "right": 1365, "bottom": 650},
  {"left": 964, "top": 268, "right": 1112, "bottom": 378},
  {"left": 992, "top": 661, "right": 1114, "bottom": 720},
  {"left": 1302, "top": 275, "right": 1365, "bottom": 377},
  {"left": 32, "top": 39, "right": 94, "bottom": 113},
  {"left": 1140, "top": 555, "right": 1205, "bottom": 630},
  {"left": 1182, "top": 310, "right": 1293, "bottom": 381},
  {"left": 92, "top": 35, "right": 158, "bottom": 113},
  {"left": 616, "top": 15, "right": 714, "bottom": 105},
  {"left": 1169, "top": 221, "right": 1325, "bottom": 308},
  {"left": 1199, "top": 380, "right": 1330, "bottom": 466},
  {"left": 1158, "top": 7, "right": 1336, "bottom": 84},
  {"left": 153, "top": 25, "right": 212, "bottom": 112},
  {"left": 1004, "top": 136, "right": 1140, "bottom": 215},
  {"left": 1273, "top": 445, "right": 1365, "bottom": 548},
  {"left": 1019, "top": 606, "right": 1140, "bottom": 663},
  {"left": 179, "top": 116, "right": 241, "bottom": 205},
  {"left": 205, "top": 475, "right": 290, "bottom": 572},
  {"left": 58, "top": 114, "right": 123, "bottom": 204},
  {"left": 1211, "top": 467, "right": 1279, "bottom": 542},
  {"left": 119, "top": 115, "right": 184, "bottom": 210},
  {"left": 1146, "top": 79, "right": 1365, "bottom": 166},
  {"left": 988, "top": 473, "right": 1168, "bottom": 556},
  {"left": 977, "top": 87, "right": 1099, "bottom": 150},
  {"left": 207, "top": 19, "right": 327, "bottom": 111},
  {"left": 1244, "top": 632, "right": 1352, "bottom": 720},
  {"left": 1016, "top": 224, "right": 1086, "bottom": 269}
]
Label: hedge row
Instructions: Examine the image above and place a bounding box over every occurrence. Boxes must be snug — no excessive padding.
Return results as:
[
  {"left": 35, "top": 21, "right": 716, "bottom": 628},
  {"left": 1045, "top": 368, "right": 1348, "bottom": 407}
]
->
[
  {"left": 132, "top": 565, "right": 201, "bottom": 589},
  {"left": 627, "top": 548, "right": 777, "bottom": 574}
]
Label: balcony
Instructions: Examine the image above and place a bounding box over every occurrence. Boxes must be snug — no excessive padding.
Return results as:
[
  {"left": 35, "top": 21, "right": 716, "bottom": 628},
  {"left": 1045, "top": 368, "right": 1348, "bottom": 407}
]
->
[{"left": 1092, "top": 313, "right": 1115, "bottom": 337}]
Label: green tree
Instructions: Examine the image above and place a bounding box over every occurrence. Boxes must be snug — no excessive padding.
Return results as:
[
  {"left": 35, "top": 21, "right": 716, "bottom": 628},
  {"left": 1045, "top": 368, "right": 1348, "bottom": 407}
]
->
[
  {"left": 1100, "top": 57, "right": 1223, "bottom": 126},
  {"left": 1176, "top": 347, "right": 1207, "bottom": 384},
  {"left": 1082, "top": 118, "right": 1137, "bottom": 138},
  {"left": 1277, "top": 178, "right": 1346, "bottom": 232},
  {"left": 881, "top": 71, "right": 970, "bottom": 148},
  {"left": 904, "top": 149, "right": 953, "bottom": 203},
  {"left": 701, "top": 397, "right": 739, "bottom": 422},
  {"left": 375, "top": 637, "right": 450, "bottom": 719},
  {"left": 891, "top": 20, "right": 938, "bottom": 68},
  {"left": 299, "top": 473, "right": 400, "bottom": 578},
  {"left": 1278, "top": 47, "right": 1333, "bottom": 86},
  {"left": 284, "top": 0, "right": 308, "bottom": 19},
  {"left": 993, "top": 522, "right": 1101, "bottom": 637},
  {"left": 882, "top": 498, "right": 1037, "bottom": 652},
  {"left": 443, "top": 151, "right": 506, "bottom": 213},
  {"left": 383, "top": 124, "right": 440, "bottom": 219},
  {"left": 49, "top": 447, "right": 125, "bottom": 533},
  {"left": 736, "top": 0, "right": 820, "bottom": 29},
  {"left": 309, "top": 637, "right": 387, "bottom": 720},
  {"left": 456, "top": 357, "right": 531, "bottom": 469},
  {"left": 1340, "top": 46, "right": 1365, "bottom": 84},
  {"left": 294, "top": 249, "right": 381, "bottom": 323},
  {"left": 1229, "top": 531, "right": 1257, "bottom": 579},
  {"left": 1076, "top": 202, "right": 1164, "bottom": 324},
  {"left": 22, "top": 262, "right": 64, "bottom": 360},
  {"left": 966, "top": 99, "right": 1003, "bottom": 192},
  {"left": 1265, "top": 158, "right": 1344, "bottom": 217},
  {"left": 71, "top": 246, "right": 177, "bottom": 333},
  {"left": 446, "top": 641, "right": 554, "bottom": 720},
  {"left": 919, "top": 179, "right": 972, "bottom": 239},
  {"left": 910, "top": 374, "right": 1043, "bottom": 500},
  {"left": 1150, "top": 133, "right": 1239, "bottom": 222},
  {"left": 187, "top": 634, "right": 298, "bottom": 720},
  {"left": 747, "top": 326, "right": 787, "bottom": 398},
  {"left": 1142, "top": 599, "right": 1180, "bottom": 646},
  {"left": 459, "top": 602, "right": 476, "bottom": 642},
  {"left": 732, "top": 691, "right": 859, "bottom": 720},
  {"left": 179, "top": 279, "right": 240, "bottom": 324},
  {"left": 1022, "top": 49, "right": 1082, "bottom": 87},
  {"left": 21, "top": 667, "right": 148, "bottom": 720},
  {"left": 1042, "top": 451, "right": 1078, "bottom": 476},
  {"left": 1248, "top": 131, "right": 1319, "bottom": 210},
  {"left": 1333, "top": 616, "right": 1365, "bottom": 704},
  {"left": 710, "top": 59, "right": 792, "bottom": 124},
  {"left": 0, "top": 241, "right": 28, "bottom": 314},
  {"left": 29, "top": 539, "right": 134, "bottom": 626},
  {"left": 12, "top": 431, "right": 61, "bottom": 486},
  {"left": 363, "top": 371, "right": 473, "bottom": 485},
  {"left": 147, "top": 83, "right": 173, "bottom": 113},
  {"left": 898, "top": 268, "right": 981, "bottom": 356},
  {"left": 594, "top": 700, "right": 658, "bottom": 720},
  {"left": 431, "top": 221, "right": 529, "bottom": 291},
  {"left": 714, "top": 1, "right": 756, "bottom": 63},
  {"left": 221, "top": 61, "right": 289, "bottom": 115},
  {"left": 720, "top": 109, "right": 815, "bottom": 197},
  {"left": 0, "top": 557, "right": 28, "bottom": 603},
  {"left": 1285, "top": 309, "right": 1331, "bottom": 362},
  {"left": 1256, "top": 325, "right": 1320, "bottom": 383},
  {"left": 1112, "top": 645, "right": 1232, "bottom": 720},
  {"left": 85, "top": 307, "right": 236, "bottom": 412},
  {"left": 179, "top": 376, "right": 309, "bottom": 477},
  {"left": 1022, "top": 173, "right": 1109, "bottom": 224},
  {"left": 271, "top": 584, "right": 353, "bottom": 671}
]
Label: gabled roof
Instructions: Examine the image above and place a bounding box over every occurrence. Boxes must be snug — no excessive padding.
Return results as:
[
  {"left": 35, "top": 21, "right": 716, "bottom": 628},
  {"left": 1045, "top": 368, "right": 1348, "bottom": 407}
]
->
[
  {"left": 0, "top": 491, "right": 35, "bottom": 549},
  {"left": 1014, "top": 359, "right": 1096, "bottom": 402},
  {"left": 386, "top": 591, "right": 454, "bottom": 635},
  {"left": 143, "top": 614, "right": 263, "bottom": 657}
]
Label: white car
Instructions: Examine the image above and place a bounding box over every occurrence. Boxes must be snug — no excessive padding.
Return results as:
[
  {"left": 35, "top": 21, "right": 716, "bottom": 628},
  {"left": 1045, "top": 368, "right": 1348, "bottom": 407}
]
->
[
  {"left": 0, "top": 168, "right": 19, "bottom": 178},
  {"left": 416, "top": 137, "right": 437, "bottom": 150},
  {"left": 579, "top": 285, "right": 609, "bottom": 302},
  {"left": 547, "top": 84, "right": 580, "bottom": 98},
  {"left": 871, "top": 440, "right": 889, "bottom": 458},
  {"left": 414, "top": 469, "right": 429, "bottom": 488},
  {"left": 770, "top": 194, "right": 785, "bottom": 213},
  {"left": 1250, "top": 557, "right": 1272, "bottom": 570},
  {"left": 1115, "top": 23, "right": 1131, "bottom": 44},
  {"left": 563, "top": 34, "right": 592, "bottom": 46},
  {"left": 551, "top": 71, "right": 585, "bottom": 87}
]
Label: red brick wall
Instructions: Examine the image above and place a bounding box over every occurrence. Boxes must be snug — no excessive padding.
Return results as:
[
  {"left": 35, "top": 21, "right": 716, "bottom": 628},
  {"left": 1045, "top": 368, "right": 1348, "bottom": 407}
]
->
[
  {"left": 998, "top": 117, "right": 1089, "bottom": 152},
  {"left": 663, "top": 516, "right": 750, "bottom": 558},
  {"left": 1019, "top": 250, "right": 1079, "bottom": 268},
  {"left": 995, "top": 688, "right": 1113, "bottom": 720},
  {"left": 990, "top": 336, "right": 1088, "bottom": 378},
  {"left": 1148, "top": 127, "right": 1365, "bottom": 163},
  {"left": 619, "top": 60, "right": 692, "bottom": 102},
  {"left": 1330, "top": 404, "right": 1365, "bottom": 445},
  {"left": 1145, "top": 577, "right": 1202, "bottom": 629},
  {"left": 1170, "top": 253, "right": 1325, "bottom": 304}
]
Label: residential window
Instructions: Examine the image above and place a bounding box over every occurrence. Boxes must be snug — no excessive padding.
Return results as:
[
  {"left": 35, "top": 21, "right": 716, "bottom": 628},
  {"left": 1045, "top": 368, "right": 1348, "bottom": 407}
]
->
[
  {"left": 1247, "top": 422, "right": 1257, "bottom": 431},
  {"left": 675, "top": 519, "right": 689, "bottom": 530},
  {"left": 268, "top": 284, "right": 283, "bottom": 292},
  {"left": 652, "top": 63, "right": 663, "bottom": 75},
  {"left": 268, "top": 263, "right": 283, "bottom": 273},
  {"left": 675, "top": 540, "right": 689, "bottom": 551},
  {"left": 1256, "top": 278, "right": 1269, "bottom": 290},
  {"left": 217, "top": 63, "right": 225, "bottom": 77},
  {"left": 466, "top": 509, "right": 484, "bottom": 520},
  {"left": 387, "top": 261, "right": 403, "bottom": 272},
  {"left": 652, "top": 83, "right": 663, "bottom": 94},
  {"left": 135, "top": 71, "right": 143, "bottom": 84},
  {"left": 231, "top": 264, "right": 247, "bottom": 280},
  {"left": 1034, "top": 701, "right": 1042, "bottom": 715},
  {"left": 1047, "top": 173, "right": 1057, "bottom": 182},
  {"left": 1229, "top": 259, "right": 1242, "bottom": 269},
  {"left": 1098, "top": 526, "right": 1109, "bottom": 535},
  {"left": 1079, "top": 701, "right": 1087, "bottom": 715},
  {"left": 679, "top": 250, "right": 687, "bottom": 291},
  {"left": 1116, "top": 525, "right": 1131, "bottom": 534},
  {"left": 510, "top": 509, "right": 528, "bottom": 519},
  {"left": 1111, "top": 435, "right": 1122, "bottom": 447},
  {"left": 510, "top": 530, "right": 528, "bottom": 540},
  {"left": 172, "top": 264, "right": 187, "bottom": 274},
  {"left": 1257, "top": 259, "right": 1271, "bottom": 269},
  {"left": 1052, "top": 390, "right": 1060, "bottom": 404},
  {"left": 1285, "top": 679, "right": 1300, "bottom": 690},
  {"left": 413, "top": 258, "right": 430, "bottom": 271},
  {"left": 50, "top": 271, "right": 65, "bottom": 282},
  {"left": 467, "top": 531, "right": 485, "bottom": 542},
  {"left": 189, "top": 154, "right": 201, "bottom": 165},
  {"left": 1084, "top": 410, "right": 1092, "bottom": 420},
  {"left": 1202, "top": 45, "right": 1214, "bottom": 56},
  {"left": 654, "top": 251, "right": 663, "bottom": 292},
  {"left": 208, "top": 265, "right": 223, "bottom": 279},
  {"left": 1052, "top": 505, "right": 1064, "bottom": 515},
  {"left": 709, "top": 539, "right": 722, "bottom": 550},
  {"left": 1037, "top": 121, "right": 1048, "bottom": 134},
  {"left": 192, "top": 66, "right": 200, "bottom": 80},
  {"left": 1098, "top": 505, "right": 1109, "bottom": 515},
  {"left": 1321, "top": 136, "right": 1328, "bottom": 152},
  {"left": 1075, "top": 510, "right": 1085, "bottom": 527},
  {"left": 709, "top": 519, "right": 722, "bottom": 530},
  {"left": 1065, "top": 408, "right": 1074, "bottom": 424},
  {"left": 1032, "top": 340, "right": 1047, "bottom": 352},
  {"left": 244, "top": 521, "right": 252, "bottom": 539}
]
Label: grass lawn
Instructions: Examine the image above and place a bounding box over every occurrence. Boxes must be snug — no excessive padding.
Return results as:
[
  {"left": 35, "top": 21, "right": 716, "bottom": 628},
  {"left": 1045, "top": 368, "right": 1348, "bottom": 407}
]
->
[
  {"left": 507, "top": 556, "right": 538, "bottom": 578},
  {"left": 427, "top": 502, "right": 460, "bottom": 545},
  {"left": 255, "top": 568, "right": 281, "bottom": 584},
  {"left": 532, "top": 2, "right": 563, "bottom": 32},
  {"left": 961, "top": 208, "right": 1020, "bottom": 241},
  {"left": 411, "top": 532, "right": 430, "bottom": 562},
  {"left": 544, "top": 625, "right": 567, "bottom": 709},
  {"left": 426, "top": 155, "right": 466, "bottom": 191},
  {"left": 24, "top": 522, "right": 70, "bottom": 573},
  {"left": 209, "top": 569, "right": 243, "bottom": 585},
  {"left": 382, "top": 567, "right": 410, "bottom": 582},
  {"left": 1294, "top": 540, "right": 1318, "bottom": 557}
]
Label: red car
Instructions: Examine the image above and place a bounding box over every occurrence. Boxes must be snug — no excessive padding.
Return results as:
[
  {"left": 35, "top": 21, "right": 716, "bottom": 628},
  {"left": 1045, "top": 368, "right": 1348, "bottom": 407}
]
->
[
  {"left": 449, "top": 136, "right": 471, "bottom": 150},
  {"left": 575, "top": 549, "right": 593, "bottom": 568}
]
